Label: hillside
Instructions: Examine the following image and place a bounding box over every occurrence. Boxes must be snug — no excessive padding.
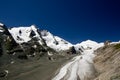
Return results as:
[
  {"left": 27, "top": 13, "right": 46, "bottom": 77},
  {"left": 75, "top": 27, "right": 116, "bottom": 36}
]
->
[{"left": 93, "top": 43, "right": 120, "bottom": 80}]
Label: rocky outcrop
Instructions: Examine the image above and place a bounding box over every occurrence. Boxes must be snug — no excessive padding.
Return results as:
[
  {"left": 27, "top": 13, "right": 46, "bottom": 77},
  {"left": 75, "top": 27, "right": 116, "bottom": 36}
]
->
[
  {"left": 0, "top": 24, "right": 18, "bottom": 53},
  {"left": 93, "top": 43, "right": 120, "bottom": 80}
]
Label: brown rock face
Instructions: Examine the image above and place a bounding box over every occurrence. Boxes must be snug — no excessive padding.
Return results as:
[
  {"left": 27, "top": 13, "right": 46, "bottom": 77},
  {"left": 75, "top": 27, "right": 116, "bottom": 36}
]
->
[{"left": 93, "top": 43, "right": 120, "bottom": 80}]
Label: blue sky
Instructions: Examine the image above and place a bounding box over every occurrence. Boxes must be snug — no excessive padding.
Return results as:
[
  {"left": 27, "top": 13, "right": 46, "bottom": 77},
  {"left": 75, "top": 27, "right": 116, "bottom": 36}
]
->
[{"left": 0, "top": 0, "right": 120, "bottom": 44}]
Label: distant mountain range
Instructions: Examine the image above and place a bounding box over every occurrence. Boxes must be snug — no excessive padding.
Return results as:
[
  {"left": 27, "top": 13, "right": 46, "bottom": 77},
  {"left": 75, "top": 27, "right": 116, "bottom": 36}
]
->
[{"left": 6, "top": 24, "right": 103, "bottom": 51}]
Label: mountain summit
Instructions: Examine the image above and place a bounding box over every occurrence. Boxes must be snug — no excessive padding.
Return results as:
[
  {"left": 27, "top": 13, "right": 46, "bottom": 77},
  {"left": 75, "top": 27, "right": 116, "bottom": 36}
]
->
[{"left": 9, "top": 25, "right": 73, "bottom": 51}]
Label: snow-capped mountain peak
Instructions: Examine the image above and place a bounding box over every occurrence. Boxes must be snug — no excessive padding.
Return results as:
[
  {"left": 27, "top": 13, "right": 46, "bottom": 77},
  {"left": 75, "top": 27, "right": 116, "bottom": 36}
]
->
[
  {"left": 8, "top": 25, "right": 73, "bottom": 51},
  {"left": 7, "top": 23, "right": 105, "bottom": 52},
  {"left": 8, "top": 24, "right": 104, "bottom": 52},
  {"left": 8, "top": 25, "right": 44, "bottom": 45},
  {"left": 74, "top": 40, "right": 103, "bottom": 51}
]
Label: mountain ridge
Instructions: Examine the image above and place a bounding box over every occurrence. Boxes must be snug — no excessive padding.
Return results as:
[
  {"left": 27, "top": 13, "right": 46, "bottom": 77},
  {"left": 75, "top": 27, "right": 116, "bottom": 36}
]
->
[{"left": 8, "top": 24, "right": 103, "bottom": 52}]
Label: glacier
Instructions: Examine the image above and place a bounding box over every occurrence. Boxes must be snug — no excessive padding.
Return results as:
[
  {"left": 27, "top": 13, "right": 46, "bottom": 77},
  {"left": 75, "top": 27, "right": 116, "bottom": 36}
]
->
[{"left": 52, "top": 40, "right": 103, "bottom": 80}]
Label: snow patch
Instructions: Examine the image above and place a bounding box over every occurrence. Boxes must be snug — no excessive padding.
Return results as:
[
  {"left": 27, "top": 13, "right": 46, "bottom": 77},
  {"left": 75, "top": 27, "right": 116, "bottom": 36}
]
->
[
  {"left": 4, "top": 70, "right": 9, "bottom": 77},
  {"left": 0, "top": 23, "right": 4, "bottom": 26},
  {"left": 9, "top": 27, "right": 32, "bottom": 43},
  {"left": 111, "top": 41, "right": 120, "bottom": 44},
  {"left": 0, "top": 24, "right": 5, "bottom": 32},
  {"left": 11, "top": 61, "right": 15, "bottom": 64},
  {"left": 0, "top": 29, "right": 4, "bottom": 32},
  {"left": 47, "top": 51, "right": 53, "bottom": 56}
]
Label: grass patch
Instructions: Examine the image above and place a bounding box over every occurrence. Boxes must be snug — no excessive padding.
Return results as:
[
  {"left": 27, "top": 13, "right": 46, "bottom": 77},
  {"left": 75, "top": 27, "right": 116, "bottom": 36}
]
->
[
  {"left": 110, "top": 75, "right": 120, "bottom": 80},
  {"left": 114, "top": 43, "right": 120, "bottom": 49}
]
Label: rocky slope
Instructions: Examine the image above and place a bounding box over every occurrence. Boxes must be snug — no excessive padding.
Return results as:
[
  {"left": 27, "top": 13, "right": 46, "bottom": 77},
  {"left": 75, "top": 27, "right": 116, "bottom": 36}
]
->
[{"left": 93, "top": 43, "right": 120, "bottom": 80}]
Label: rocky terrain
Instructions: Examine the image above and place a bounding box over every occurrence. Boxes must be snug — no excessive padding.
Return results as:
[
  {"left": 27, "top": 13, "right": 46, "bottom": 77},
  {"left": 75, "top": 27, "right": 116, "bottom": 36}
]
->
[{"left": 93, "top": 43, "right": 120, "bottom": 80}]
